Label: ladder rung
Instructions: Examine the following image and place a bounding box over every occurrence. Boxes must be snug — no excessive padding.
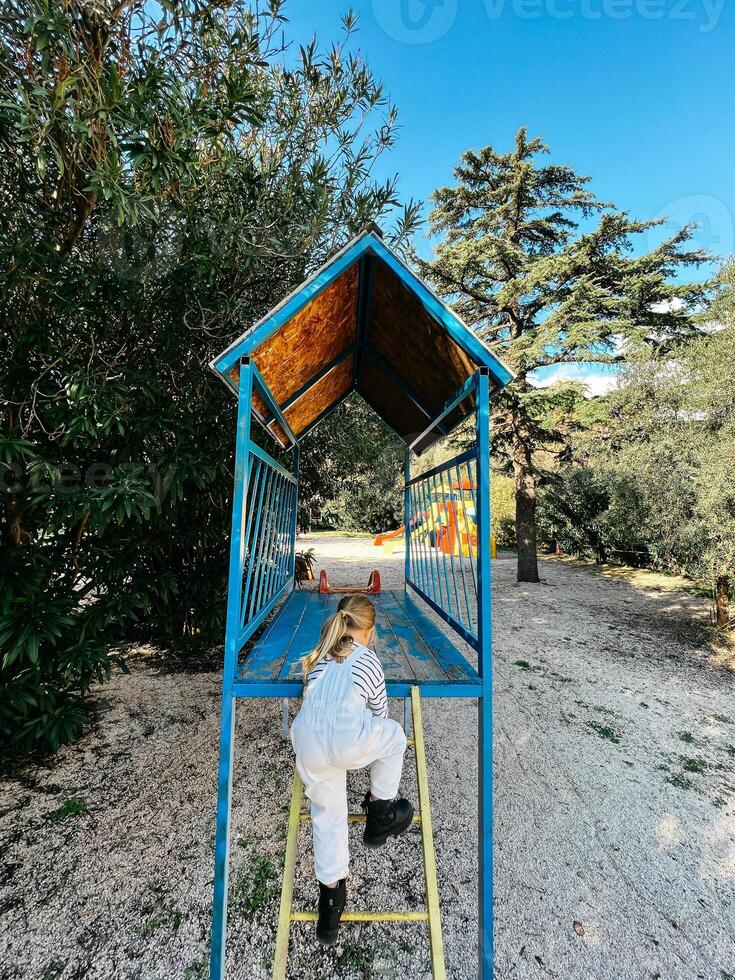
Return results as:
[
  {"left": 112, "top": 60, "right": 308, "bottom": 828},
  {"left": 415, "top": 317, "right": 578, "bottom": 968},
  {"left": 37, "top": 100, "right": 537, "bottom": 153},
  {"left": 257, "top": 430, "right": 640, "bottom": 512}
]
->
[
  {"left": 298, "top": 813, "right": 421, "bottom": 824},
  {"left": 291, "top": 910, "right": 429, "bottom": 923}
]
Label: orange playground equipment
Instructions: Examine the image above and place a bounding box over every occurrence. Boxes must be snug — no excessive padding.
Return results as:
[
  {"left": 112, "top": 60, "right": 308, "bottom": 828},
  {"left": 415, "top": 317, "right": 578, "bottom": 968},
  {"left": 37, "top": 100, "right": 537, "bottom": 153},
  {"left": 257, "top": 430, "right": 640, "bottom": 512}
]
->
[
  {"left": 318, "top": 568, "right": 382, "bottom": 595},
  {"left": 375, "top": 479, "right": 479, "bottom": 557}
]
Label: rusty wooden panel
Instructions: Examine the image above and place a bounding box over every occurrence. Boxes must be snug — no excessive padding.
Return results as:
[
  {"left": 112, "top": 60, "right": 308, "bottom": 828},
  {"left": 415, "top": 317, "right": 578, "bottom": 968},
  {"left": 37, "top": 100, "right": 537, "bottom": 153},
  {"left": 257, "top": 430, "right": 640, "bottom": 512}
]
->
[
  {"left": 250, "top": 263, "right": 359, "bottom": 406},
  {"left": 284, "top": 355, "right": 354, "bottom": 434},
  {"left": 368, "top": 258, "right": 475, "bottom": 418},
  {"left": 359, "top": 348, "right": 427, "bottom": 441}
]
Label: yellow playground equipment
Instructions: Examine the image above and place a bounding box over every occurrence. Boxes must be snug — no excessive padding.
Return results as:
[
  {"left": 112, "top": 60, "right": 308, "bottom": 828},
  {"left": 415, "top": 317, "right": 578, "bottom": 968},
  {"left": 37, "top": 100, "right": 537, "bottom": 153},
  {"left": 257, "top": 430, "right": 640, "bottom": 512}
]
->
[{"left": 375, "top": 475, "right": 496, "bottom": 559}]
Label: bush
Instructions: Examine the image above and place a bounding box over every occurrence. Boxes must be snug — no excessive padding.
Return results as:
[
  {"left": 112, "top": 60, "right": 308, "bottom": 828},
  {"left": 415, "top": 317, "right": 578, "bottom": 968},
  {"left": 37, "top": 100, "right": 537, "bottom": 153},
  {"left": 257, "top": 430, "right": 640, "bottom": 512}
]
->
[{"left": 0, "top": 1, "right": 415, "bottom": 755}]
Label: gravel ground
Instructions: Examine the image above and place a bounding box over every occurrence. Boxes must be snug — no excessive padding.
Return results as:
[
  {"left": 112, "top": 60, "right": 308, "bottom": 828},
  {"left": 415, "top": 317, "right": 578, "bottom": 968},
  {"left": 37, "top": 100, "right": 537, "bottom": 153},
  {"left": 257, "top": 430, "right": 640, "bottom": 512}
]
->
[{"left": 1, "top": 536, "right": 734, "bottom": 980}]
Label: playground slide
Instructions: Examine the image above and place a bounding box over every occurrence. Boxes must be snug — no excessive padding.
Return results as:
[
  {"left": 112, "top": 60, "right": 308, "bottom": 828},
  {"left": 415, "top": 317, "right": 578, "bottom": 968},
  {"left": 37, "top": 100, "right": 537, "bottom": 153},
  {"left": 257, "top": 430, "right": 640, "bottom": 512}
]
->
[
  {"left": 373, "top": 512, "right": 427, "bottom": 547},
  {"left": 373, "top": 526, "right": 405, "bottom": 546}
]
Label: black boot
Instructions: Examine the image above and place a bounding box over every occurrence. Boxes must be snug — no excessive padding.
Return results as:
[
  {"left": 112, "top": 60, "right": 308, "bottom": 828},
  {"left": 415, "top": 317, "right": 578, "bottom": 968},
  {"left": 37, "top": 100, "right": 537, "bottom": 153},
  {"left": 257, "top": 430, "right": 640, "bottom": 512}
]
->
[
  {"left": 316, "top": 878, "right": 346, "bottom": 945},
  {"left": 361, "top": 791, "right": 415, "bottom": 848}
]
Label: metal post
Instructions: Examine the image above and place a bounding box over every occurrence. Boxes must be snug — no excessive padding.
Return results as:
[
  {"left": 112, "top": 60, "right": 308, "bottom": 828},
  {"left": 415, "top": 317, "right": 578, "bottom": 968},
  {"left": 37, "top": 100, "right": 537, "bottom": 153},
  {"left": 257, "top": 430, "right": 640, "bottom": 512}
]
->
[
  {"left": 404, "top": 447, "right": 413, "bottom": 740},
  {"left": 404, "top": 446, "right": 411, "bottom": 587},
  {"left": 475, "top": 367, "right": 494, "bottom": 980},
  {"left": 290, "top": 443, "right": 300, "bottom": 580},
  {"left": 210, "top": 357, "right": 253, "bottom": 980}
]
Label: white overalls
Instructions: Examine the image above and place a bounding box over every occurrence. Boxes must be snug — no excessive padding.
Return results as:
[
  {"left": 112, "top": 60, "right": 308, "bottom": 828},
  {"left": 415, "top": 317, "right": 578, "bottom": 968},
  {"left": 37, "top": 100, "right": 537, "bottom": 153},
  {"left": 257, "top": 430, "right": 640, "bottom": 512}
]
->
[{"left": 290, "top": 644, "right": 407, "bottom": 884}]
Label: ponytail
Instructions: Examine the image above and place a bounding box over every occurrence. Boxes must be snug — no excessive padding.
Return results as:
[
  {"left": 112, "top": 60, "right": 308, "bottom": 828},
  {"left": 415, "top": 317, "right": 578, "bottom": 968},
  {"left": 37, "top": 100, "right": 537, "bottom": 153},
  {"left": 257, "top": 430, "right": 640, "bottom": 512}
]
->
[{"left": 301, "top": 594, "right": 376, "bottom": 681}]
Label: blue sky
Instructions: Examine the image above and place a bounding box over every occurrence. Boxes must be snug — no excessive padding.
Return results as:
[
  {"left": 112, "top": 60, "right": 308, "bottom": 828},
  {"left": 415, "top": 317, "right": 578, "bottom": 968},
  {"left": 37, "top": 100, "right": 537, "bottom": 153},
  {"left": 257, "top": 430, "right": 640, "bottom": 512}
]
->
[{"left": 284, "top": 0, "right": 735, "bottom": 393}]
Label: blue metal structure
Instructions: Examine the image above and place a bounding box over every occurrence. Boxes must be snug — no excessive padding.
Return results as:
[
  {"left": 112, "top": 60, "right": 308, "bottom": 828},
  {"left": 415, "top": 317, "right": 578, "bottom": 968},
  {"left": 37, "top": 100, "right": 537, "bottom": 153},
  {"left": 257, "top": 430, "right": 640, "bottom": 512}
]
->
[{"left": 208, "top": 230, "right": 512, "bottom": 980}]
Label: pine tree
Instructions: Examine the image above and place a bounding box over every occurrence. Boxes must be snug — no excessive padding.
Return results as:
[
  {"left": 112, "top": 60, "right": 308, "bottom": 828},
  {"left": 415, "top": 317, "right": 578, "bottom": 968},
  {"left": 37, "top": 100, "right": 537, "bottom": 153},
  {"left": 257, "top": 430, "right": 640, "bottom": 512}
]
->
[{"left": 420, "top": 128, "right": 709, "bottom": 582}]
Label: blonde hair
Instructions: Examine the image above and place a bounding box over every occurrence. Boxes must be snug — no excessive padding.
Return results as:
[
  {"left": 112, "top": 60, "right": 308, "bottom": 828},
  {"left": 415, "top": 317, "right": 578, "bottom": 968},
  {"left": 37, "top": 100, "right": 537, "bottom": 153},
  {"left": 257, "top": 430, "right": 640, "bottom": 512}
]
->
[{"left": 301, "top": 594, "right": 377, "bottom": 681}]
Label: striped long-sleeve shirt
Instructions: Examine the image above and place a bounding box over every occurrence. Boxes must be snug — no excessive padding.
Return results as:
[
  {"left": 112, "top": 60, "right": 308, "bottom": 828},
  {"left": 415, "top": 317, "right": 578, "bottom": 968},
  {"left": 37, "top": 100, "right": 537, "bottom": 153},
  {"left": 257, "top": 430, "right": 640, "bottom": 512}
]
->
[{"left": 306, "top": 644, "right": 388, "bottom": 718}]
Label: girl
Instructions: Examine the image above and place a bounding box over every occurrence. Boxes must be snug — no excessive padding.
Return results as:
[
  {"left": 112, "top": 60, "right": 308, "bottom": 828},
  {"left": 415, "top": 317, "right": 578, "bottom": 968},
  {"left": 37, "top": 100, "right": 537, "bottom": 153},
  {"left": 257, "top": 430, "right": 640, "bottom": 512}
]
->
[{"left": 290, "top": 594, "right": 414, "bottom": 945}]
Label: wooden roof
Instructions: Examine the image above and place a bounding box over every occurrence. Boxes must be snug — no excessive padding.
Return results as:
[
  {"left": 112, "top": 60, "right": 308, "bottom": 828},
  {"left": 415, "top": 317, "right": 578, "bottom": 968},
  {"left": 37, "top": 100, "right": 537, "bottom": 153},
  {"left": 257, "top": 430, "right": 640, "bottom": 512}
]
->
[{"left": 210, "top": 229, "right": 513, "bottom": 453}]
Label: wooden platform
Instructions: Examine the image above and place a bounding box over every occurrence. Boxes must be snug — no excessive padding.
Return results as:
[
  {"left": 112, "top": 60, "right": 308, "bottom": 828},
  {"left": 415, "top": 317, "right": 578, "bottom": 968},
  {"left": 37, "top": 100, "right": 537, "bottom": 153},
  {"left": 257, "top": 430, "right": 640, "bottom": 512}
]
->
[{"left": 233, "top": 589, "right": 482, "bottom": 698}]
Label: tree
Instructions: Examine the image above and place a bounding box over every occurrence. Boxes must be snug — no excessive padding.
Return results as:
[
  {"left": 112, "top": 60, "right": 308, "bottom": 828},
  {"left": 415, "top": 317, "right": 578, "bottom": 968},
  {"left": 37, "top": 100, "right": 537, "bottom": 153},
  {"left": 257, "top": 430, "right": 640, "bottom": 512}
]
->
[
  {"left": 538, "top": 261, "right": 735, "bottom": 625},
  {"left": 604, "top": 262, "right": 735, "bottom": 625},
  {"left": 298, "top": 395, "right": 404, "bottom": 533},
  {"left": 0, "top": 0, "right": 417, "bottom": 754},
  {"left": 419, "top": 129, "right": 709, "bottom": 582}
]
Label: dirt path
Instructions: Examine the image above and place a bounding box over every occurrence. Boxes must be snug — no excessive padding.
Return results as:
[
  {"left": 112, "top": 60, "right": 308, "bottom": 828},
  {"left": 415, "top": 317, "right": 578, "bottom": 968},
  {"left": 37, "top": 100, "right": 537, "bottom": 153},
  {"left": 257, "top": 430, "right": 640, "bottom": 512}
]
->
[{"left": 1, "top": 538, "right": 733, "bottom": 980}]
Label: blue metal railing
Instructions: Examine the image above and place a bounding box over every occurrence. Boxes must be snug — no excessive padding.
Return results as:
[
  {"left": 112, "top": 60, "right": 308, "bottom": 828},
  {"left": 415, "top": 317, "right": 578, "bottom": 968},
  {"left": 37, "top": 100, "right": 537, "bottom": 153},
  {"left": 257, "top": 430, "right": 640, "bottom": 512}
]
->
[
  {"left": 406, "top": 448, "right": 479, "bottom": 651},
  {"left": 238, "top": 447, "right": 297, "bottom": 647},
  {"left": 232, "top": 359, "right": 299, "bottom": 652}
]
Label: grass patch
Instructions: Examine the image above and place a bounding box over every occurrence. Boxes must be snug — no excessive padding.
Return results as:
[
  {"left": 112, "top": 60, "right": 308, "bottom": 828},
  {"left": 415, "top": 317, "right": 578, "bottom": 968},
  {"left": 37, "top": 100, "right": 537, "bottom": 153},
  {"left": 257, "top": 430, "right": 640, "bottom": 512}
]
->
[
  {"left": 183, "top": 961, "right": 207, "bottom": 980},
  {"left": 338, "top": 943, "right": 375, "bottom": 971},
  {"left": 586, "top": 721, "right": 621, "bottom": 744},
  {"left": 713, "top": 714, "right": 733, "bottom": 725},
  {"left": 230, "top": 853, "right": 278, "bottom": 915},
  {"left": 49, "top": 797, "right": 87, "bottom": 822},
  {"left": 677, "top": 731, "right": 697, "bottom": 745},
  {"left": 679, "top": 756, "right": 708, "bottom": 774},
  {"left": 666, "top": 772, "right": 694, "bottom": 791},
  {"left": 135, "top": 905, "right": 182, "bottom": 938},
  {"left": 514, "top": 660, "right": 543, "bottom": 673},
  {"left": 40, "top": 963, "right": 65, "bottom": 980}
]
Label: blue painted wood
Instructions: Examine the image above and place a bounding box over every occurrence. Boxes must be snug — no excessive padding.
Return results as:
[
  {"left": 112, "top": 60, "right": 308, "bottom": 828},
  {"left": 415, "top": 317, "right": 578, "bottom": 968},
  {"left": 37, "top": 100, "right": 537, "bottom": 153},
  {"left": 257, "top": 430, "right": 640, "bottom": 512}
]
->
[
  {"left": 409, "top": 374, "right": 479, "bottom": 453},
  {"left": 240, "top": 457, "right": 269, "bottom": 626},
  {"left": 209, "top": 359, "right": 252, "bottom": 980},
  {"left": 392, "top": 589, "right": 481, "bottom": 682},
  {"left": 406, "top": 580, "right": 479, "bottom": 654},
  {"left": 451, "top": 459, "right": 476, "bottom": 626},
  {"left": 257, "top": 472, "right": 285, "bottom": 612},
  {"left": 247, "top": 463, "right": 279, "bottom": 623},
  {"left": 475, "top": 367, "right": 494, "bottom": 980},
  {"left": 238, "top": 578, "right": 294, "bottom": 651},
  {"left": 248, "top": 442, "right": 297, "bottom": 485},
  {"left": 235, "top": 589, "right": 481, "bottom": 691},
  {"left": 278, "top": 591, "right": 334, "bottom": 680},
  {"left": 404, "top": 448, "right": 411, "bottom": 587},
  {"left": 238, "top": 587, "right": 311, "bottom": 680},
  {"left": 230, "top": 679, "right": 483, "bottom": 699},
  {"left": 249, "top": 358, "right": 298, "bottom": 446},
  {"left": 405, "top": 448, "right": 476, "bottom": 488},
  {"left": 378, "top": 591, "right": 450, "bottom": 682},
  {"left": 372, "top": 603, "right": 415, "bottom": 681},
  {"left": 430, "top": 468, "right": 457, "bottom": 623}
]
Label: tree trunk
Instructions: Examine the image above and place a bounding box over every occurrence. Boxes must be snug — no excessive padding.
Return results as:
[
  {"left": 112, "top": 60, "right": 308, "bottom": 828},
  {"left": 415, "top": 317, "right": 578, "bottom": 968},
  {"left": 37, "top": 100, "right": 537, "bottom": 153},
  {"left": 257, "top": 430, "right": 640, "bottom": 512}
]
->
[
  {"left": 715, "top": 576, "right": 730, "bottom": 627},
  {"left": 513, "top": 430, "right": 539, "bottom": 583}
]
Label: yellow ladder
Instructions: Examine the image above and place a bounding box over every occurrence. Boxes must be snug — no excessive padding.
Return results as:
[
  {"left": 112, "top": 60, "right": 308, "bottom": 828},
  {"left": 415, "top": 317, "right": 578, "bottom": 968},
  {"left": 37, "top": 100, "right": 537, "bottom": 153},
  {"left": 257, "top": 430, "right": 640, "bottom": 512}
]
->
[{"left": 273, "top": 686, "right": 446, "bottom": 979}]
